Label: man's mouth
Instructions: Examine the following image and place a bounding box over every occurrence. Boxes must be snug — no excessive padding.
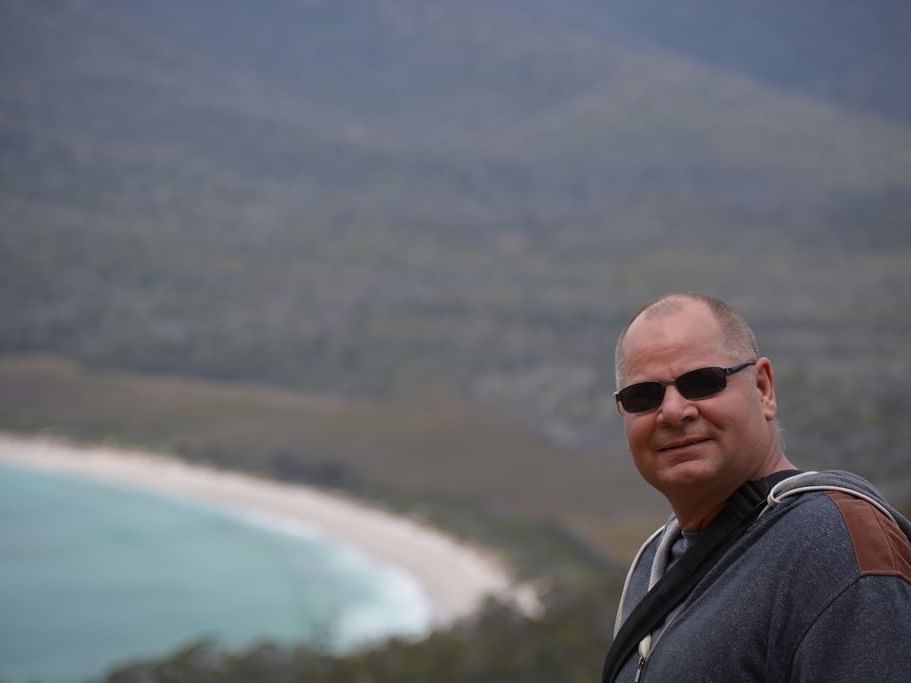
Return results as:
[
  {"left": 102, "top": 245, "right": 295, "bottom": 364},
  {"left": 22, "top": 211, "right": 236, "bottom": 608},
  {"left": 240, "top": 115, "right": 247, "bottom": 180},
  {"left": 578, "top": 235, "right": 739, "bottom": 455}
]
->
[{"left": 659, "top": 437, "right": 711, "bottom": 452}]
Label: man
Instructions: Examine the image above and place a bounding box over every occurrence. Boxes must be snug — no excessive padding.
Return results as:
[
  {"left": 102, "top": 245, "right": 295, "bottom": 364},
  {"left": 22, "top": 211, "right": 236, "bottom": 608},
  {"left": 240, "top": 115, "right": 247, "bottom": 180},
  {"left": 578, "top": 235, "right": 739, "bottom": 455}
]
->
[{"left": 602, "top": 292, "right": 911, "bottom": 682}]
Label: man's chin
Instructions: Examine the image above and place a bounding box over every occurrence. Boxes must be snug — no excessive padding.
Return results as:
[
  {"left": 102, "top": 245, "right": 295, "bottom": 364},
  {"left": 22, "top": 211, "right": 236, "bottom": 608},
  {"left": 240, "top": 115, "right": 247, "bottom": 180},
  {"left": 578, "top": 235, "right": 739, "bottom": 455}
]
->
[{"left": 652, "top": 459, "right": 721, "bottom": 494}]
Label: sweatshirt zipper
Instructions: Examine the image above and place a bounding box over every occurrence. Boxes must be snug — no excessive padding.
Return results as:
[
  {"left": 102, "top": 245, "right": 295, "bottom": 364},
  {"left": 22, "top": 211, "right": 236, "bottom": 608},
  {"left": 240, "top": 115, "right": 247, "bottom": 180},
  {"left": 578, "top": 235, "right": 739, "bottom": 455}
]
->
[{"left": 633, "top": 634, "right": 651, "bottom": 682}]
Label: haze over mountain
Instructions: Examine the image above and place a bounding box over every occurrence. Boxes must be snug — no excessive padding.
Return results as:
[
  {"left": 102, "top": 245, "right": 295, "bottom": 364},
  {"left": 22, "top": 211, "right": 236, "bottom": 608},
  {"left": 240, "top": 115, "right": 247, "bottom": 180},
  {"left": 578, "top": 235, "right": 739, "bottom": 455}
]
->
[
  {"left": 5, "top": 0, "right": 911, "bottom": 237},
  {"left": 2, "top": 0, "right": 909, "bottom": 488},
  {"left": 519, "top": 0, "right": 911, "bottom": 124}
]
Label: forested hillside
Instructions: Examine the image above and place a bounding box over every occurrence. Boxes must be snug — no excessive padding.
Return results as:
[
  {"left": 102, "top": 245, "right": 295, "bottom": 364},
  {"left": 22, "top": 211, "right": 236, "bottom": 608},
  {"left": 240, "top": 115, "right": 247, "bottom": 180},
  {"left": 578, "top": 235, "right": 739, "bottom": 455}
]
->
[{"left": 3, "top": 0, "right": 910, "bottom": 497}]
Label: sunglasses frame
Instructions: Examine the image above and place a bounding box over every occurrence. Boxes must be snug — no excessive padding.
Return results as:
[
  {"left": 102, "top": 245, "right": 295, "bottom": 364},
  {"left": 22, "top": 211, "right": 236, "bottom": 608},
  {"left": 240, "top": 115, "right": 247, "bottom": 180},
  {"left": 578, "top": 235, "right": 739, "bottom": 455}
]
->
[{"left": 615, "top": 360, "right": 757, "bottom": 415}]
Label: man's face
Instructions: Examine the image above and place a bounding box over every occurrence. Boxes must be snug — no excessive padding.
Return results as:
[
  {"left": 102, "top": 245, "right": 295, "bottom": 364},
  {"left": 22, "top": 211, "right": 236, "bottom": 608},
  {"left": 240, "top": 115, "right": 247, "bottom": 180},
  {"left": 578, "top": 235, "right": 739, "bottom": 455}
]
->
[{"left": 618, "top": 301, "right": 777, "bottom": 505}]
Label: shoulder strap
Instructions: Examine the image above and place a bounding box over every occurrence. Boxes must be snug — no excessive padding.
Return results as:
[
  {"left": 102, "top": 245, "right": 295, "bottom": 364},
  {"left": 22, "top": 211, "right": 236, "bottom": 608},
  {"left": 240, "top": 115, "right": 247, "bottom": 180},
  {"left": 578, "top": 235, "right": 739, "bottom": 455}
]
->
[
  {"left": 601, "top": 472, "right": 797, "bottom": 683},
  {"left": 765, "top": 469, "right": 911, "bottom": 545}
]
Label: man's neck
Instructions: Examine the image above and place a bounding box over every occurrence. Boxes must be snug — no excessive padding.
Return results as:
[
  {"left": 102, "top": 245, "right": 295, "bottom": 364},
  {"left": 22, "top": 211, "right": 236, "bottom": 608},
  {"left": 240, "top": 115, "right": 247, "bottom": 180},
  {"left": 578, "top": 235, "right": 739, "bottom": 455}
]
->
[
  {"left": 676, "top": 503, "right": 726, "bottom": 533},
  {"left": 673, "top": 455, "right": 797, "bottom": 532}
]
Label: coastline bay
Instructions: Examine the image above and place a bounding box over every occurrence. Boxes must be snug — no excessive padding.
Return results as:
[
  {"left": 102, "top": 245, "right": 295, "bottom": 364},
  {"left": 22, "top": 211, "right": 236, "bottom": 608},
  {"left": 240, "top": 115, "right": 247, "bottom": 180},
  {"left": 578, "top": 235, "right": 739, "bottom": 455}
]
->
[{"left": 0, "top": 462, "right": 432, "bottom": 683}]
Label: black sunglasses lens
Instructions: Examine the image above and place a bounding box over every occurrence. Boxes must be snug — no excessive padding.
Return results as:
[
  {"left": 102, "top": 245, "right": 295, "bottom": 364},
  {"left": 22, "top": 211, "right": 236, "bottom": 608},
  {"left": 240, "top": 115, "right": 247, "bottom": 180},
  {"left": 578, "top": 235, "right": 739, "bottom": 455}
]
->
[
  {"left": 676, "top": 367, "right": 726, "bottom": 399},
  {"left": 618, "top": 382, "right": 665, "bottom": 413},
  {"left": 617, "top": 364, "right": 751, "bottom": 414}
]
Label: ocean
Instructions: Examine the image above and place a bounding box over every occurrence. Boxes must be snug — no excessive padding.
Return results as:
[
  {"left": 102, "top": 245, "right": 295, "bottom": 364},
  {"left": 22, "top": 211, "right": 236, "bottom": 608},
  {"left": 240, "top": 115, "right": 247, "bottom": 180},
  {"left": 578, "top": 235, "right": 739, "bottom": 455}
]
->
[{"left": 0, "top": 463, "right": 432, "bottom": 683}]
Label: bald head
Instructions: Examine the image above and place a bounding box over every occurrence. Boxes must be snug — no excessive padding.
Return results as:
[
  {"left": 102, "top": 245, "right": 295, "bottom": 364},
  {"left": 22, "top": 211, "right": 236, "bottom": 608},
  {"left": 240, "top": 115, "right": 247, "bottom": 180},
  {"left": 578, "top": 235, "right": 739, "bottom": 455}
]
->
[{"left": 615, "top": 293, "right": 759, "bottom": 389}]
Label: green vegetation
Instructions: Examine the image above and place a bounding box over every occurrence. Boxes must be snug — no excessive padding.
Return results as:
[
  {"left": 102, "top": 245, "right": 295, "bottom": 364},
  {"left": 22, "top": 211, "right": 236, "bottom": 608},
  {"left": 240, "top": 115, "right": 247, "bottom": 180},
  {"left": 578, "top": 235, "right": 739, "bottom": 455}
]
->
[{"left": 102, "top": 578, "right": 623, "bottom": 683}]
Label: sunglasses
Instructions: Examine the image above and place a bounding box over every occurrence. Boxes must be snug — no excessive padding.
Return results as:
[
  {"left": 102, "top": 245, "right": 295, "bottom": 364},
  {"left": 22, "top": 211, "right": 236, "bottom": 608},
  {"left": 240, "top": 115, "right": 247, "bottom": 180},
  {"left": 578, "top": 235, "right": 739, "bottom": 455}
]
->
[{"left": 615, "top": 361, "right": 756, "bottom": 414}]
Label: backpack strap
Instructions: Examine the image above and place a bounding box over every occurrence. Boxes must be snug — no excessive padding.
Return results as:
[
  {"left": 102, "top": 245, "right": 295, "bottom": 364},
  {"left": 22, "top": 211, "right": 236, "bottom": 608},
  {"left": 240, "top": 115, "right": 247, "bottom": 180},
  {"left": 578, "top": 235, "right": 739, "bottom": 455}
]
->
[
  {"left": 762, "top": 470, "right": 898, "bottom": 524},
  {"left": 601, "top": 471, "right": 798, "bottom": 682}
]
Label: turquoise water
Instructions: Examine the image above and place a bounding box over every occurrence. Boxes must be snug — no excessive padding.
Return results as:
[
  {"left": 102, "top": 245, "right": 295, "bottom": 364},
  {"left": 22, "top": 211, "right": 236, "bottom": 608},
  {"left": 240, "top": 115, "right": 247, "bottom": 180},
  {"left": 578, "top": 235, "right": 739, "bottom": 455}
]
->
[{"left": 0, "top": 464, "right": 432, "bottom": 683}]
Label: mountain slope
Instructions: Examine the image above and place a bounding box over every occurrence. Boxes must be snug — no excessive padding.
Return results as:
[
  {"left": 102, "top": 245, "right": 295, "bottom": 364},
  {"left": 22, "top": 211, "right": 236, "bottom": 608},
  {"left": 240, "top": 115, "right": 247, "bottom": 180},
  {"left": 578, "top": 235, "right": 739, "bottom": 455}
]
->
[
  {"left": 4, "top": 0, "right": 911, "bottom": 228},
  {"left": 514, "top": 0, "right": 911, "bottom": 124}
]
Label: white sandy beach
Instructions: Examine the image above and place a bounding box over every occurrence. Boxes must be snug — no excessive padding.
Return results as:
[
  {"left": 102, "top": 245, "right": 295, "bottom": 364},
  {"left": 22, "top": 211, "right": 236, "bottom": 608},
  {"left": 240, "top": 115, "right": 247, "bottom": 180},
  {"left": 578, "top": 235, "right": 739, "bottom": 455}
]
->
[{"left": 0, "top": 432, "right": 530, "bottom": 628}]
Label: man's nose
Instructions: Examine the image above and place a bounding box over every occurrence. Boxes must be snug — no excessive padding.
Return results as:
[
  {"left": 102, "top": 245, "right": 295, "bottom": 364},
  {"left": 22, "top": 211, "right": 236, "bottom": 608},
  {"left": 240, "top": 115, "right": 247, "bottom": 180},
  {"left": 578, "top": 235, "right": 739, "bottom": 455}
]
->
[{"left": 657, "top": 385, "right": 697, "bottom": 424}]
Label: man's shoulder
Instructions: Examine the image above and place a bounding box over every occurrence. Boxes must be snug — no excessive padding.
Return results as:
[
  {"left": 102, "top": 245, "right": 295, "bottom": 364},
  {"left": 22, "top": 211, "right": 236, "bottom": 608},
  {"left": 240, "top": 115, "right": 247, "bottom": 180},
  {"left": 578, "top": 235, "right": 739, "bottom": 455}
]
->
[
  {"left": 761, "top": 485, "right": 911, "bottom": 582},
  {"left": 824, "top": 491, "right": 911, "bottom": 581}
]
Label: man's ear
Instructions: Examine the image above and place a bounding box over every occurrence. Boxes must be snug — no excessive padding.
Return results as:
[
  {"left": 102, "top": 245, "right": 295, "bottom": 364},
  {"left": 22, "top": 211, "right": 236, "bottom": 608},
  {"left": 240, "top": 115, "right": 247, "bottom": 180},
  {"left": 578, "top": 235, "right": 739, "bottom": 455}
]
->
[{"left": 755, "top": 357, "right": 777, "bottom": 421}]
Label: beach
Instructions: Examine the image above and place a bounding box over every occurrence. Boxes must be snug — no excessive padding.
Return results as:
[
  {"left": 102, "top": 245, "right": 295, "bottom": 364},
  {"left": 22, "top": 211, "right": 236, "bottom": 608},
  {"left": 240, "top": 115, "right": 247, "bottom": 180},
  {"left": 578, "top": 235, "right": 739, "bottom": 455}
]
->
[{"left": 0, "top": 432, "right": 526, "bottom": 628}]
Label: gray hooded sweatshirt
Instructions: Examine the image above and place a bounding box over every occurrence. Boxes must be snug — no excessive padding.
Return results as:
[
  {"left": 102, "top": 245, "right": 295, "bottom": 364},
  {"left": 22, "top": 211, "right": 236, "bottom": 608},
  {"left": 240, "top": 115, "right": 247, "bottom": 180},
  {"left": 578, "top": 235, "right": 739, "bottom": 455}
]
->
[{"left": 610, "top": 470, "right": 911, "bottom": 682}]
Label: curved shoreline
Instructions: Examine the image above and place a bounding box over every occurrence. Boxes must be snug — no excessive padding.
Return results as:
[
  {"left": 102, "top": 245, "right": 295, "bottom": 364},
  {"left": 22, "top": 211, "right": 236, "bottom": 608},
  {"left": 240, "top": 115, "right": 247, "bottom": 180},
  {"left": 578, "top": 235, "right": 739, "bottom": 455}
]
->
[{"left": 0, "top": 432, "right": 527, "bottom": 629}]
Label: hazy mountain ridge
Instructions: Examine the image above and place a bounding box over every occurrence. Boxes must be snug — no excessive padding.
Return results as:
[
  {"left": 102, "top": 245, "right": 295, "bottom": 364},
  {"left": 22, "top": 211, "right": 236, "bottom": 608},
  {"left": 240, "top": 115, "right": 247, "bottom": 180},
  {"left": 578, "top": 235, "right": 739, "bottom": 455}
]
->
[
  {"left": 6, "top": 0, "right": 911, "bottom": 213},
  {"left": 513, "top": 0, "right": 911, "bottom": 124}
]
